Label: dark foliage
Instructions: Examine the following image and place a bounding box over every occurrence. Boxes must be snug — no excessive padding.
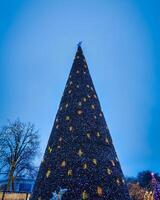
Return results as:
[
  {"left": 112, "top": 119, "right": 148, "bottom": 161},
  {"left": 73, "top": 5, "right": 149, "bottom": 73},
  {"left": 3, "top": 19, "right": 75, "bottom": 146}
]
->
[{"left": 0, "top": 119, "right": 40, "bottom": 191}]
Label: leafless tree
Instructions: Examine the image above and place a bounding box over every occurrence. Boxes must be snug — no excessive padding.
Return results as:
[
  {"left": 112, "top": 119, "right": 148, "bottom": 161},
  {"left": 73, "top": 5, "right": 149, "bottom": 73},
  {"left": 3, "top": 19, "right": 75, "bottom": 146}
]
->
[{"left": 0, "top": 119, "right": 40, "bottom": 191}]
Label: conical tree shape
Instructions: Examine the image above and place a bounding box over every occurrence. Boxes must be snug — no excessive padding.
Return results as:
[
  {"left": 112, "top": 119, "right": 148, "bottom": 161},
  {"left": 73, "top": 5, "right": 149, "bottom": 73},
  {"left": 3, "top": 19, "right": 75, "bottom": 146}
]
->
[{"left": 31, "top": 45, "right": 130, "bottom": 200}]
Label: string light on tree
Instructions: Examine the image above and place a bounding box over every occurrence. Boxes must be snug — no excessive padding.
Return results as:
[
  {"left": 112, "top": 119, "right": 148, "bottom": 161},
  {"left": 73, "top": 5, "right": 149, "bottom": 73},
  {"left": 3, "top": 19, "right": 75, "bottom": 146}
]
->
[{"left": 31, "top": 44, "right": 130, "bottom": 200}]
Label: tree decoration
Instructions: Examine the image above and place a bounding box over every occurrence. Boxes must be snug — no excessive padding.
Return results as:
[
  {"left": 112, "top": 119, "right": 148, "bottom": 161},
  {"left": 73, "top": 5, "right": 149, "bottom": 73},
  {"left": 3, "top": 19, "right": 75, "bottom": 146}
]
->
[
  {"left": 97, "top": 132, "right": 100, "bottom": 137},
  {"left": 77, "top": 110, "right": 83, "bottom": 115},
  {"left": 77, "top": 149, "right": 83, "bottom": 157},
  {"left": 97, "top": 186, "right": 103, "bottom": 196},
  {"left": 82, "top": 190, "right": 88, "bottom": 200},
  {"left": 83, "top": 163, "right": 87, "bottom": 169},
  {"left": 31, "top": 45, "right": 130, "bottom": 200},
  {"left": 46, "top": 170, "right": 51, "bottom": 178},
  {"left": 48, "top": 146, "right": 52, "bottom": 153},
  {"left": 61, "top": 160, "right": 66, "bottom": 167},
  {"left": 67, "top": 169, "right": 72, "bottom": 176},
  {"left": 65, "top": 116, "right": 70, "bottom": 121},
  {"left": 92, "top": 159, "right": 97, "bottom": 165},
  {"left": 69, "top": 126, "right": 73, "bottom": 132}
]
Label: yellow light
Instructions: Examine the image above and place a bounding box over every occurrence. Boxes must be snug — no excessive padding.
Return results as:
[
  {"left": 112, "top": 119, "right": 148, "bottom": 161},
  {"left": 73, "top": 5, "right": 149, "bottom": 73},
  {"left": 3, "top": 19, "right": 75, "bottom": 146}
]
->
[
  {"left": 69, "top": 126, "right": 73, "bottom": 132},
  {"left": 78, "top": 149, "right": 83, "bottom": 157},
  {"left": 97, "top": 186, "right": 103, "bottom": 196},
  {"left": 46, "top": 170, "right": 51, "bottom": 178},
  {"left": 116, "top": 179, "right": 120, "bottom": 186},
  {"left": 111, "top": 160, "right": 116, "bottom": 167},
  {"left": 78, "top": 101, "right": 82, "bottom": 106},
  {"left": 93, "top": 159, "right": 97, "bottom": 165},
  {"left": 61, "top": 160, "right": 66, "bottom": 167},
  {"left": 97, "top": 132, "right": 100, "bottom": 137},
  {"left": 83, "top": 97, "right": 87, "bottom": 102},
  {"left": 82, "top": 190, "right": 88, "bottom": 200},
  {"left": 48, "top": 146, "right": 52, "bottom": 153},
  {"left": 83, "top": 163, "right": 87, "bottom": 169},
  {"left": 105, "top": 138, "right": 109, "bottom": 144},
  {"left": 94, "top": 94, "right": 97, "bottom": 99},
  {"left": 107, "top": 168, "right": 112, "bottom": 175},
  {"left": 68, "top": 169, "right": 72, "bottom": 176},
  {"left": 77, "top": 110, "right": 83, "bottom": 115},
  {"left": 65, "top": 116, "right": 70, "bottom": 121},
  {"left": 91, "top": 104, "right": 95, "bottom": 109}
]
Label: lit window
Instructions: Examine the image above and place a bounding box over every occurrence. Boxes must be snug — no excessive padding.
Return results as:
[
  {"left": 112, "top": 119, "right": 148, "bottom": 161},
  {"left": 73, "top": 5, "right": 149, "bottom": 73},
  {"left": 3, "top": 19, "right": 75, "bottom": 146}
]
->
[
  {"left": 68, "top": 90, "right": 72, "bottom": 94},
  {"left": 56, "top": 125, "right": 59, "bottom": 129},
  {"left": 65, "top": 103, "right": 69, "bottom": 108},
  {"left": 86, "top": 133, "right": 91, "bottom": 139},
  {"left": 76, "top": 70, "right": 80, "bottom": 74},
  {"left": 76, "top": 85, "right": 80, "bottom": 88}
]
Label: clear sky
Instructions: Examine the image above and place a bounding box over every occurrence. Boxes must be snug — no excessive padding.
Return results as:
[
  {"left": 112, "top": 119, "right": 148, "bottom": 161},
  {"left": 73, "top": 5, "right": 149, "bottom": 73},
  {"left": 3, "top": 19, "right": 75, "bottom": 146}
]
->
[{"left": 0, "top": 0, "right": 160, "bottom": 176}]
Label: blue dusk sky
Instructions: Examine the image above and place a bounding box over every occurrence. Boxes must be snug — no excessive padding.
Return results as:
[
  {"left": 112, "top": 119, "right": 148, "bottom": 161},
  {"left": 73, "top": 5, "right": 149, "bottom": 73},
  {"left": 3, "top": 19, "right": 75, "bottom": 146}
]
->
[{"left": 0, "top": 0, "right": 160, "bottom": 176}]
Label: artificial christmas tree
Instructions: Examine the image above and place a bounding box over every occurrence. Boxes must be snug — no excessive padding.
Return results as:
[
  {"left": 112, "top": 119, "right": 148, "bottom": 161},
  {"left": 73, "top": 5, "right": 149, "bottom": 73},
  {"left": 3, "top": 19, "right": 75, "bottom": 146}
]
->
[{"left": 31, "top": 45, "right": 130, "bottom": 200}]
